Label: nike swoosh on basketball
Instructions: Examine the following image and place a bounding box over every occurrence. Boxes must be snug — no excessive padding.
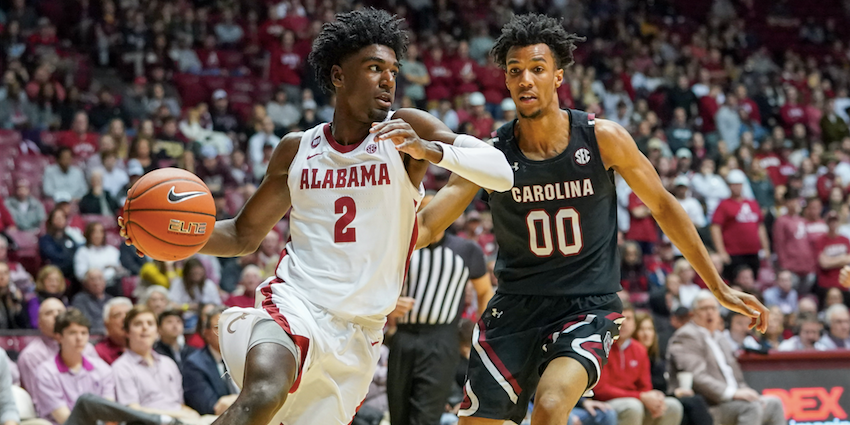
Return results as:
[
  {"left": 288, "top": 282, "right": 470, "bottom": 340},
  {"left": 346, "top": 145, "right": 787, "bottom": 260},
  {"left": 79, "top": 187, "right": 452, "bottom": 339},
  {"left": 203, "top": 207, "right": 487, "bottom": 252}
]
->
[{"left": 167, "top": 186, "right": 207, "bottom": 203}]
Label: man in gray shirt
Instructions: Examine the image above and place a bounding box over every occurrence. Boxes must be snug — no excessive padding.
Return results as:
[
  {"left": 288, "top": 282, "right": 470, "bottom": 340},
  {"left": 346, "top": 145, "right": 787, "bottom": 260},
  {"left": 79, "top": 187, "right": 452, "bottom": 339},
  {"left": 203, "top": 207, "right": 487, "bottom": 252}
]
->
[
  {"left": 42, "top": 147, "right": 88, "bottom": 203},
  {"left": 70, "top": 269, "right": 112, "bottom": 334}
]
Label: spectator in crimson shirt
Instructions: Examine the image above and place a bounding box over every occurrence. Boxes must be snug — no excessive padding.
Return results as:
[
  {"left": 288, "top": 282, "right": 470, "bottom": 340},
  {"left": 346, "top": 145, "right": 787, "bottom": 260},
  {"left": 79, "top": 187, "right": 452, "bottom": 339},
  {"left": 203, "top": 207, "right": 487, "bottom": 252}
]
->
[
  {"left": 58, "top": 112, "right": 99, "bottom": 160},
  {"left": 698, "top": 85, "right": 722, "bottom": 133},
  {"left": 773, "top": 192, "right": 817, "bottom": 284},
  {"left": 817, "top": 154, "right": 842, "bottom": 203},
  {"left": 780, "top": 86, "right": 808, "bottom": 133},
  {"left": 735, "top": 84, "right": 761, "bottom": 125},
  {"left": 626, "top": 191, "right": 658, "bottom": 255},
  {"left": 424, "top": 47, "right": 454, "bottom": 102},
  {"left": 803, "top": 197, "right": 828, "bottom": 242},
  {"left": 814, "top": 211, "right": 850, "bottom": 304},
  {"left": 267, "top": 30, "right": 304, "bottom": 92},
  {"left": 0, "top": 196, "right": 16, "bottom": 234},
  {"left": 465, "top": 92, "right": 494, "bottom": 140},
  {"left": 592, "top": 304, "right": 684, "bottom": 425},
  {"left": 754, "top": 138, "right": 784, "bottom": 186},
  {"left": 452, "top": 41, "right": 479, "bottom": 96},
  {"left": 711, "top": 169, "right": 771, "bottom": 281},
  {"left": 225, "top": 265, "right": 263, "bottom": 308}
]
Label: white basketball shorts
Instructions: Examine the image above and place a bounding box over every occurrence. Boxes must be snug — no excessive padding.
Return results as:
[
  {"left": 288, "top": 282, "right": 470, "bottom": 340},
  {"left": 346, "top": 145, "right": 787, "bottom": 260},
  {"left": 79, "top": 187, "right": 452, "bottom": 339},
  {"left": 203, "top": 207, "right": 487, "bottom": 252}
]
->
[{"left": 219, "top": 279, "right": 385, "bottom": 425}]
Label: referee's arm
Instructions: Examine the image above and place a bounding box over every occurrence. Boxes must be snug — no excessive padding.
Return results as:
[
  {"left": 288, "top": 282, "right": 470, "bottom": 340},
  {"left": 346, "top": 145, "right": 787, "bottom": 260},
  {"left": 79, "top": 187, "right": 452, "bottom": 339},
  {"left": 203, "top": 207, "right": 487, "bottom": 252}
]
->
[{"left": 471, "top": 275, "right": 494, "bottom": 318}]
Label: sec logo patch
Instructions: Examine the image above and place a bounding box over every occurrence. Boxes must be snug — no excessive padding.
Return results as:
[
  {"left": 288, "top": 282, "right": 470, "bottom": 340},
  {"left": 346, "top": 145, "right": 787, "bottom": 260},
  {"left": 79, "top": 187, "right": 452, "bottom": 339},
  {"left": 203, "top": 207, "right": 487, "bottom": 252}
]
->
[
  {"left": 311, "top": 136, "right": 321, "bottom": 148},
  {"left": 366, "top": 143, "right": 378, "bottom": 154},
  {"left": 575, "top": 147, "right": 591, "bottom": 165}
]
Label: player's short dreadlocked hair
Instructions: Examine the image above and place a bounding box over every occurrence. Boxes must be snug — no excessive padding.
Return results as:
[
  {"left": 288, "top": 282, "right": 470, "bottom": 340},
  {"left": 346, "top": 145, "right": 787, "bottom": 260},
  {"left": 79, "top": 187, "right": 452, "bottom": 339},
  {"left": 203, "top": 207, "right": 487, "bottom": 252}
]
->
[
  {"left": 308, "top": 8, "right": 409, "bottom": 94},
  {"left": 490, "top": 13, "right": 585, "bottom": 71}
]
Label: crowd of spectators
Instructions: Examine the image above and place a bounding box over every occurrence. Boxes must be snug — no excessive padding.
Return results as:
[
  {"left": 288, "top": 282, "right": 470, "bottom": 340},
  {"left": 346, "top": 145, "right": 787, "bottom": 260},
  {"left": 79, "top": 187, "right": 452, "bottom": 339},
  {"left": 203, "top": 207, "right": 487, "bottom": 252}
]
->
[{"left": 0, "top": 0, "right": 849, "bottom": 424}]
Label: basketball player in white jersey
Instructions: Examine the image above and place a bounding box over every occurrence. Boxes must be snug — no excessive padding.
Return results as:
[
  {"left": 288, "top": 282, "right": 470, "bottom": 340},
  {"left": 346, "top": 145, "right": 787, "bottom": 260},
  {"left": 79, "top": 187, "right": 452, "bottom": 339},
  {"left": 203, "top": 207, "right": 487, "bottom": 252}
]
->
[{"left": 120, "top": 8, "right": 512, "bottom": 425}]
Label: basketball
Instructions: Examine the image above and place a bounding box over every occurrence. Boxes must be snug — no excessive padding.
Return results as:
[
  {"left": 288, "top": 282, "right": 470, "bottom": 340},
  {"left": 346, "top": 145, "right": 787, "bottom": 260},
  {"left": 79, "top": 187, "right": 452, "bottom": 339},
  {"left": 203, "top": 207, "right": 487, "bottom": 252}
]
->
[{"left": 122, "top": 168, "right": 216, "bottom": 261}]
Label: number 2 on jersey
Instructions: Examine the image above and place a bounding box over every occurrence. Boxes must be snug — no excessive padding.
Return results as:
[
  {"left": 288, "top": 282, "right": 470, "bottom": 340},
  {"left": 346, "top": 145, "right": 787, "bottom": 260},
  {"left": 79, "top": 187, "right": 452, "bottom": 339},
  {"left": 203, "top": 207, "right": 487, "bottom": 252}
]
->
[
  {"left": 334, "top": 196, "right": 356, "bottom": 243},
  {"left": 526, "top": 207, "right": 583, "bottom": 257}
]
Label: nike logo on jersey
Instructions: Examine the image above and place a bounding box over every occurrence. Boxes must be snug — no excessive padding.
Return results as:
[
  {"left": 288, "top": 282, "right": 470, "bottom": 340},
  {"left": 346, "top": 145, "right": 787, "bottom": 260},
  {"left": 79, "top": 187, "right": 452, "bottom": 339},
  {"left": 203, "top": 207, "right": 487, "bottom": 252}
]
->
[
  {"left": 167, "top": 187, "right": 207, "bottom": 203},
  {"left": 371, "top": 341, "right": 380, "bottom": 346},
  {"left": 306, "top": 153, "right": 324, "bottom": 160}
]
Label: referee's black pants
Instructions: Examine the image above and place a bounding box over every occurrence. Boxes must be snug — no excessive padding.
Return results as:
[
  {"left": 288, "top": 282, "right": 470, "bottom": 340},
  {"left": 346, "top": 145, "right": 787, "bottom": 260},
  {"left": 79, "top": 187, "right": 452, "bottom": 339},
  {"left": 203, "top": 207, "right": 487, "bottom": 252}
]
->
[{"left": 388, "top": 323, "right": 459, "bottom": 425}]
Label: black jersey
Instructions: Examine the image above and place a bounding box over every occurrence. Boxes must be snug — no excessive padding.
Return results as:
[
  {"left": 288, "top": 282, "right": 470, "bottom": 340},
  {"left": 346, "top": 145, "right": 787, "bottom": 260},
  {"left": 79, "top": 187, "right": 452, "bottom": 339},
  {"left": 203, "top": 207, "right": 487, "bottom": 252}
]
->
[{"left": 488, "top": 109, "right": 621, "bottom": 297}]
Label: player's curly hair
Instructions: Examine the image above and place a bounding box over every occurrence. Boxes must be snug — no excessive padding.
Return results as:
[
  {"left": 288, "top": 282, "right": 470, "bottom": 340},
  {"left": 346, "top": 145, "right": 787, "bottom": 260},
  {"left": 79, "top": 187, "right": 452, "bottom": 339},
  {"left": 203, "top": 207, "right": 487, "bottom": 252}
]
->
[
  {"left": 308, "top": 8, "right": 409, "bottom": 94},
  {"left": 490, "top": 13, "right": 585, "bottom": 70}
]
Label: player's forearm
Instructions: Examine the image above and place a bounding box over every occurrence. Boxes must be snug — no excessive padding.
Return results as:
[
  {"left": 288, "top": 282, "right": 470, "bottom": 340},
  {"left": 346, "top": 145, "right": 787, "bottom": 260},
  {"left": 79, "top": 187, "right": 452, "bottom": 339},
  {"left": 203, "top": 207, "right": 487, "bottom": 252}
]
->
[
  {"left": 199, "top": 219, "right": 258, "bottom": 257},
  {"left": 416, "top": 175, "right": 481, "bottom": 249},
  {"left": 655, "top": 197, "right": 729, "bottom": 294},
  {"left": 433, "top": 135, "right": 514, "bottom": 192}
]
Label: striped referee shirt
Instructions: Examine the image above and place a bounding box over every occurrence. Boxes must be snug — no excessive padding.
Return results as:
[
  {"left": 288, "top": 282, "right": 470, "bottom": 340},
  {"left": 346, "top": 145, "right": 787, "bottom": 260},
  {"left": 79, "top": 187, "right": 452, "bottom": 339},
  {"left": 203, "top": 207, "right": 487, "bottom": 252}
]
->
[{"left": 400, "top": 234, "right": 487, "bottom": 325}]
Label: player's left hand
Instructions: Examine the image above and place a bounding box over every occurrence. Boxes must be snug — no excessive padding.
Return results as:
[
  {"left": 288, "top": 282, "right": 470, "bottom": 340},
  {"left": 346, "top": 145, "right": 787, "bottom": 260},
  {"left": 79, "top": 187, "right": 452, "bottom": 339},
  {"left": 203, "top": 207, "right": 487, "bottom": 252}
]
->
[
  {"left": 371, "top": 120, "right": 440, "bottom": 162},
  {"left": 117, "top": 216, "right": 146, "bottom": 258},
  {"left": 715, "top": 286, "right": 769, "bottom": 333}
]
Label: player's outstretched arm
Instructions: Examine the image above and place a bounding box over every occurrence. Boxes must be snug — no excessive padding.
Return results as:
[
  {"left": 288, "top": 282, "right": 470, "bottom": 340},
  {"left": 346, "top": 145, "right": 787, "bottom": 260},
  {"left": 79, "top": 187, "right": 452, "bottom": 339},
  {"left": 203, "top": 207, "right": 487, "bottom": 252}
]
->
[
  {"left": 595, "top": 119, "right": 769, "bottom": 333},
  {"left": 199, "top": 133, "right": 302, "bottom": 257},
  {"left": 372, "top": 108, "right": 514, "bottom": 192},
  {"left": 415, "top": 174, "right": 482, "bottom": 249}
]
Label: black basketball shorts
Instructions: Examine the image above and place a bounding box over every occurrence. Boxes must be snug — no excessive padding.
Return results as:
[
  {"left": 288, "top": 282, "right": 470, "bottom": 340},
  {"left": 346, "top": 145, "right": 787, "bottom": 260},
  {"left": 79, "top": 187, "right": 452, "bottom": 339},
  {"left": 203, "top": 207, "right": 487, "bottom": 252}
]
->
[{"left": 457, "top": 292, "right": 624, "bottom": 423}]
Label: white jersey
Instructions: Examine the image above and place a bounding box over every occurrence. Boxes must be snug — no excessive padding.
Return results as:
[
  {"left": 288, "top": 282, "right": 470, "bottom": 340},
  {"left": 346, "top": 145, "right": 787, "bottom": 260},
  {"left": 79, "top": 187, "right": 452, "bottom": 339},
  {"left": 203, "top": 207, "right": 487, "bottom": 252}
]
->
[{"left": 272, "top": 112, "right": 423, "bottom": 321}]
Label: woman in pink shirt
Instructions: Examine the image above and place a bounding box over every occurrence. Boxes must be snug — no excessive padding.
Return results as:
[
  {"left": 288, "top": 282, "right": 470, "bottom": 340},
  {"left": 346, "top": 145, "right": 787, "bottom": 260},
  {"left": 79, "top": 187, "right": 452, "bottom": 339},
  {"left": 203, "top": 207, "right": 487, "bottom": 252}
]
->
[{"left": 112, "top": 306, "right": 203, "bottom": 423}]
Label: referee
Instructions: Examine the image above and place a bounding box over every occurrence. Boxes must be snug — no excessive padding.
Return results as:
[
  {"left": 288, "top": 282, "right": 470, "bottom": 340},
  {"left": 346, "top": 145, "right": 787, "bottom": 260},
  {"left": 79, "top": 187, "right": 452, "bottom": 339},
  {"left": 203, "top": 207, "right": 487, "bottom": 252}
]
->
[{"left": 388, "top": 193, "right": 494, "bottom": 425}]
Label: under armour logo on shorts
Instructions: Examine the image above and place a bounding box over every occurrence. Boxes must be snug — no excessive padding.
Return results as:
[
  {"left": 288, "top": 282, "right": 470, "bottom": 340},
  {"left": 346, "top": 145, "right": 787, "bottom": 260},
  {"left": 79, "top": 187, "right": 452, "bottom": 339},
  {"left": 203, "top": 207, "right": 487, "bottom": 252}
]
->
[{"left": 491, "top": 308, "right": 503, "bottom": 318}]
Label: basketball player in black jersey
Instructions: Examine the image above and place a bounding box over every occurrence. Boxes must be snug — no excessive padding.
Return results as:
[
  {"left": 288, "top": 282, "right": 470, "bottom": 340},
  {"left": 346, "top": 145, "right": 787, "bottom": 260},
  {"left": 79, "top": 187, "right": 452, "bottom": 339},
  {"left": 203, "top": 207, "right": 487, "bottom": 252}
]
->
[{"left": 417, "top": 13, "right": 770, "bottom": 425}]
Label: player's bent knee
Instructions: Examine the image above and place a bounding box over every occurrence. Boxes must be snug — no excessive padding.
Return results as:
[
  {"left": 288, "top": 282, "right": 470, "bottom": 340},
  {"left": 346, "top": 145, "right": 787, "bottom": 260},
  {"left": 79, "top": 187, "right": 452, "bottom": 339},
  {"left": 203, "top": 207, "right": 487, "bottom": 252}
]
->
[{"left": 240, "top": 342, "right": 299, "bottom": 410}]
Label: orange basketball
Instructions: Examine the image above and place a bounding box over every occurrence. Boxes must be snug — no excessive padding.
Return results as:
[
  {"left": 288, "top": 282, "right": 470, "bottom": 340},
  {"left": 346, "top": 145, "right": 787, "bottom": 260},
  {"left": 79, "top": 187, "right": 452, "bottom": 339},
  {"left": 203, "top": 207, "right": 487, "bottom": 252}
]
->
[{"left": 123, "top": 168, "right": 216, "bottom": 261}]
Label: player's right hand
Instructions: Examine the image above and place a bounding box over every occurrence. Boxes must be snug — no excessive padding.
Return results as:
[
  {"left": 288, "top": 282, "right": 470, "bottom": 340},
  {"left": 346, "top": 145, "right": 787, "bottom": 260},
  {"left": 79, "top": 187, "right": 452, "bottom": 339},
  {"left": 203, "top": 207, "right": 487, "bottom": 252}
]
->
[
  {"left": 840, "top": 266, "right": 850, "bottom": 289},
  {"left": 716, "top": 286, "right": 769, "bottom": 333},
  {"left": 117, "top": 216, "right": 146, "bottom": 258}
]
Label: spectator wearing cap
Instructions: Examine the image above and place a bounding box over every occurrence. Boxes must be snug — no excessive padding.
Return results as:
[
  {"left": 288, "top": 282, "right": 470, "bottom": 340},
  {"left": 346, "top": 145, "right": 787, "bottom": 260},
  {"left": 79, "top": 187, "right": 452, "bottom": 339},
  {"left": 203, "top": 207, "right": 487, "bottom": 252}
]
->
[
  {"left": 43, "top": 147, "right": 88, "bottom": 203},
  {"left": 249, "top": 116, "right": 280, "bottom": 169},
  {"left": 209, "top": 90, "right": 240, "bottom": 135},
  {"left": 266, "top": 89, "right": 300, "bottom": 131},
  {"left": 675, "top": 148, "right": 694, "bottom": 176},
  {"left": 814, "top": 211, "right": 850, "bottom": 305},
  {"left": 820, "top": 304, "right": 850, "bottom": 349},
  {"left": 464, "top": 92, "right": 494, "bottom": 140},
  {"left": 196, "top": 145, "right": 236, "bottom": 194},
  {"left": 400, "top": 44, "right": 429, "bottom": 110},
  {"left": 672, "top": 176, "right": 706, "bottom": 229},
  {"left": 4, "top": 177, "right": 45, "bottom": 231},
  {"left": 711, "top": 169, "right": 769, "bottom": 280},
  {"left": 429, "top": 99, "right": 459, "bottom": 132},
  {"left": 666, "top": 107, "right": 694, "bottom": 153},
  {"left": 119, "top": 159, "right": 145, "bottom": 205},
  {"left": 298, "top": 100, "right": 321, "bottom": 130}
]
